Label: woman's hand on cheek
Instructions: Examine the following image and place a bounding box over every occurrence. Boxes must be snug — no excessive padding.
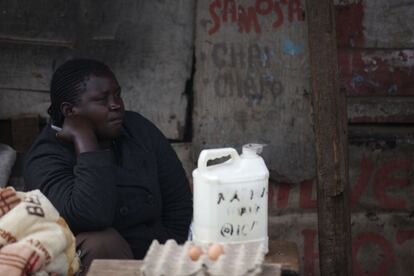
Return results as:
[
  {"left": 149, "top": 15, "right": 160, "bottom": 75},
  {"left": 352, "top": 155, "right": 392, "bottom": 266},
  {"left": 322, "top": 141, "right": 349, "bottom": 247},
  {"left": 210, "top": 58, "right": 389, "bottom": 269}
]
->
[{"left": 56, "top": 115, "right": 99, "bottom": 155}]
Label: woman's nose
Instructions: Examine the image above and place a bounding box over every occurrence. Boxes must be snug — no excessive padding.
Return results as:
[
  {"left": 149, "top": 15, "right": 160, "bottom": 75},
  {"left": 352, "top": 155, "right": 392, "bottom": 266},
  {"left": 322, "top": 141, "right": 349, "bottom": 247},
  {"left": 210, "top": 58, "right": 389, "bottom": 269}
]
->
[
  {"left": 109, "top": 99, "right": 121, "bottom": 110},
  {"left": 108, "top": 92, "right": 123, "bottom": 110}
]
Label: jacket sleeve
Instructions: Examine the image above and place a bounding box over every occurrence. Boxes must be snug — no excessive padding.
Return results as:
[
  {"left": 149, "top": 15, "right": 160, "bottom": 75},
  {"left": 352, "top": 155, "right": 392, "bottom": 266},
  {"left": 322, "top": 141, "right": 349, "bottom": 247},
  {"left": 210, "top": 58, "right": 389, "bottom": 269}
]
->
[
  {"left": 153, "top": 130, "right": 193, "bottom": 243},
  {"left": 24, "top": 138, "right": 118, "bottom": 234}
]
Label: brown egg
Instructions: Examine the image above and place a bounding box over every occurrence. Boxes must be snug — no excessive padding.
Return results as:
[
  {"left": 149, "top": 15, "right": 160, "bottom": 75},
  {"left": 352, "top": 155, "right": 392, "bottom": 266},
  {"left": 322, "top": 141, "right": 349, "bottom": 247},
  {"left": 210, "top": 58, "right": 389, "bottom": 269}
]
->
[
  {"left": 207, "top": 243, "right": 224, "bottom": 261},
  {"left": 187, "top": 245, "right": 204, "bottom": 261}
]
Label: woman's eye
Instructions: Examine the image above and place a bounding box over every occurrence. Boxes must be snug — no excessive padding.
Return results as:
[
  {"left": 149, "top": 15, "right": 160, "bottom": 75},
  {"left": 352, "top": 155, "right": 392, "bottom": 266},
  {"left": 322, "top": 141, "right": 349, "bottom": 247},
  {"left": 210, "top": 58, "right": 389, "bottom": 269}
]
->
[{"left": 94, "top": 97, "right": 107, "bottom": 103}]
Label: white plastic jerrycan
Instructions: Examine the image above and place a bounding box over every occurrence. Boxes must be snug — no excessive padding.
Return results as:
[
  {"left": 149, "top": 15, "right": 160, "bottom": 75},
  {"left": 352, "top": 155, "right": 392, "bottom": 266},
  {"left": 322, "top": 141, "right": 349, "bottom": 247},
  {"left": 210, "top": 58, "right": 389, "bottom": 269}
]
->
[{"left": 192, "top": 144, "right": 269, "bottom": 251}]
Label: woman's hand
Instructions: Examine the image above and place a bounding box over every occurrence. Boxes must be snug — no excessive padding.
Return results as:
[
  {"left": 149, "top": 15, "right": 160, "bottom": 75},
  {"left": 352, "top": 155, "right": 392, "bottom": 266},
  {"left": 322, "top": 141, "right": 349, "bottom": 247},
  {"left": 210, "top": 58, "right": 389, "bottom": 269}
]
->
[{"left": 56, "top": 115, "right": 99, "bottom": 155}]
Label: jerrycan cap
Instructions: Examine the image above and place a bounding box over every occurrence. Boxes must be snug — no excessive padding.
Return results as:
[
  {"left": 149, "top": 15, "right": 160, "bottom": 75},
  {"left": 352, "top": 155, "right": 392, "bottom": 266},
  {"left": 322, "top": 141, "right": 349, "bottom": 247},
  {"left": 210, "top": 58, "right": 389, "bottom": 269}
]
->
[{"left": 241, "top": 143, "right": 266, "bottom": 158}]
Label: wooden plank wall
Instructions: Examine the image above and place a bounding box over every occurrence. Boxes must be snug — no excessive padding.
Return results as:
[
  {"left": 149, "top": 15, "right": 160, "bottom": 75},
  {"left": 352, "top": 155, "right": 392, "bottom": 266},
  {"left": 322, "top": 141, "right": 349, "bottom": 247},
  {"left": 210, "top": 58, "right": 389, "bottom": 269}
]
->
[{"left": 0, "top": 0, "right": 194, "bottom": 140}]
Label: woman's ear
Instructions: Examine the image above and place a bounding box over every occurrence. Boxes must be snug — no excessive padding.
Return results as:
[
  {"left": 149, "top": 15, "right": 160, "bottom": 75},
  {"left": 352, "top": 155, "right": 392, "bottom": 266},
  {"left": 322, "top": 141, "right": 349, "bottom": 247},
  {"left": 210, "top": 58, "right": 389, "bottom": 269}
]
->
[{"left": 60, "top": 102, "right": 75, "bottom": 117}]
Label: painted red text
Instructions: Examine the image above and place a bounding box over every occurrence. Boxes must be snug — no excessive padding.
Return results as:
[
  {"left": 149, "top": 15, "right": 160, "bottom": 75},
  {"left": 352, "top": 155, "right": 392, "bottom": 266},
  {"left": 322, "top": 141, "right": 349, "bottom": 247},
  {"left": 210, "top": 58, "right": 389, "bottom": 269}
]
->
[{"left": 208, "top": 0, "right": 305, "bottom": 35}]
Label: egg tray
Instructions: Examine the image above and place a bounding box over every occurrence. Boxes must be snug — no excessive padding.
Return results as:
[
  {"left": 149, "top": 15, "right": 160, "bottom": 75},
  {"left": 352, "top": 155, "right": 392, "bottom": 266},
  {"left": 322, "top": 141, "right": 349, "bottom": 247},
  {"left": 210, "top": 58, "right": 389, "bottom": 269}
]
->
[{"left": 140, "top": 239, "right": 266, "bottom": 276}]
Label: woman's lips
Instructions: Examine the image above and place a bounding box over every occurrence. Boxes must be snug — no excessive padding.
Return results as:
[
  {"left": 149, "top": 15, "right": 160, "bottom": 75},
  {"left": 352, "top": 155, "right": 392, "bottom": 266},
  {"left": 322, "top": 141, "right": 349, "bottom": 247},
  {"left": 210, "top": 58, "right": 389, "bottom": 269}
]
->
[{"left": 108, "top": 118, "right": 123, "bottom": 125}]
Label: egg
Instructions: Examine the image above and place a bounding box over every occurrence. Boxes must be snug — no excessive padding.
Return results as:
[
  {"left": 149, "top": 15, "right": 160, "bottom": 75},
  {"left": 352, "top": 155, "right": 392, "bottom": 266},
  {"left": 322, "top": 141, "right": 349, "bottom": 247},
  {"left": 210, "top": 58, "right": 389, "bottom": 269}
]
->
[
  {"left": 187, "top": 245, "right": 204, "bottom": 261},
  {"left": 207, "top": 243, "right": 224, "bottom": 261}
]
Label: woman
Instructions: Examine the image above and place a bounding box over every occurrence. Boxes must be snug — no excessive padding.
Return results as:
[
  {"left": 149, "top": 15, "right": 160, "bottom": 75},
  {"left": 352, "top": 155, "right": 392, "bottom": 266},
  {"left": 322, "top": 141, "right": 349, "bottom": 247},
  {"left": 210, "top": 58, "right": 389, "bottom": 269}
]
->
[{"left": 24, "top": 59, "right": 193, "bottom": 274}]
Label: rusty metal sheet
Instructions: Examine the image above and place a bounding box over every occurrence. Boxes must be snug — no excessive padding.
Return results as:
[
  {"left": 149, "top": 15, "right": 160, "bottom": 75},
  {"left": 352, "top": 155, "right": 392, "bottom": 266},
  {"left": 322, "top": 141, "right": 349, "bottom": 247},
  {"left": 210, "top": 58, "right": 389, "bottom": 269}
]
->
[
  {"left": 335, "top": 0, "right": 364, "bottom": 48},
  {"left": 339, "top": 50, "right": 414, "bottom": 96},
  {"left": 335, "top": 0, "right": 414, "bottom": 48},
  {"left": 348, "top": 97, "right": 414, "bottom": 123},
  {"left": 193, "top": 0, "right": 315, "bottom": 183}
]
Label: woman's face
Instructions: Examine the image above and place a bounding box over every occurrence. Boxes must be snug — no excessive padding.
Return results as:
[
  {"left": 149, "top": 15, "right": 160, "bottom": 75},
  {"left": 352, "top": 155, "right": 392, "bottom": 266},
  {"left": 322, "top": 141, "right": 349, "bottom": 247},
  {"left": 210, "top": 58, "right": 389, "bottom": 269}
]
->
[{"left": 74, "top": 74, "right": 125, "bottom": 141}]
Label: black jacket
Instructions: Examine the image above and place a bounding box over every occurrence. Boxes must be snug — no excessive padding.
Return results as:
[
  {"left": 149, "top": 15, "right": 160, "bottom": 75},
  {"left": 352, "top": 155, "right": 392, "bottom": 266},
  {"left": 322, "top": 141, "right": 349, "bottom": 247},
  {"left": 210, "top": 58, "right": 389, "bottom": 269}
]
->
[{"left": 24, "top": 111, "right": 193, "bottom": 258}]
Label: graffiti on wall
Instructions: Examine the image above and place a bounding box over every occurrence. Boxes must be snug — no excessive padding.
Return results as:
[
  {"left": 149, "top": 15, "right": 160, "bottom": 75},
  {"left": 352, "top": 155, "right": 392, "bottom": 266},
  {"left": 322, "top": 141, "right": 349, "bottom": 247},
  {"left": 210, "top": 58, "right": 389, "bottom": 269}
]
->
[
  {"left": 208, "top": 0, "right": 305, "bottom": 35},
  {"left": 201, "top": 1, "right": 308, "bottom": 122},
  {"left": 302, "top": 228, "right": 414, "bottom": 276},
  {"left": 269, "top": 157, "right": 413, "bottom": 210},
  {"left": 269, "top": 156, "right": 414, "bottom": 275},
  {"left": 205, "top": 41, "right": 285, "bottom": 108},
  {"left": 339, "top": 50, "right": 414, "bottom": 96}
]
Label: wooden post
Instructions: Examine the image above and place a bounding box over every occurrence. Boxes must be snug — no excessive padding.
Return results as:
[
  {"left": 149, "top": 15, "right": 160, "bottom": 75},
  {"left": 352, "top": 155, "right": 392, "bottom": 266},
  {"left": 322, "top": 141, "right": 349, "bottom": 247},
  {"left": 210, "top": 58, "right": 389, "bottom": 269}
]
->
[{"left": 305, "top": 1, "right": 352, "bottom": 275}]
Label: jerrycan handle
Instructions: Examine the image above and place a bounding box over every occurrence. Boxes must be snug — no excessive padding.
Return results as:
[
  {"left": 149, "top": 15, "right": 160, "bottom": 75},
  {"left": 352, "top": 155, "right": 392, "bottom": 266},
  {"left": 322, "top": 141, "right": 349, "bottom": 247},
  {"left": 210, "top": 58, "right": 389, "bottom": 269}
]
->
[{"left": 198, "top": 148, "right": 240, "bottom": 173}]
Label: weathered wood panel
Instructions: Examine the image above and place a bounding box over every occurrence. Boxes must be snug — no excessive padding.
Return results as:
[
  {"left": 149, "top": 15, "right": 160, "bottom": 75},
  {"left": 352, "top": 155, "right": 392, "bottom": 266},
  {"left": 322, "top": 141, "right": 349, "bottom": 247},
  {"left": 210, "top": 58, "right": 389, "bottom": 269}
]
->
[
  {"left": 307, "top": 1, "right": 352, "bottom": 274},
  {"left": 339, "top": 50, "right": 414, "bottom": 96},
  {"left": 267, "top": 135, "right": 414, "bottom": 275},
  {"left": 0, "top": 90, "right": 50, "bottom": 119},
  {"left": 0, "top": 43, "right": 70, "bottom": 93},
  {"left": 348, "top": 125, "right": 414, "bottom": 142},
  {"left": 10, "top": 116, "right": 40, "bottom": 152},
  {"left": 193, "top": 0, "right": 315, "bottom": 183},
  {"left": 0, "top": 0, "right": 77, "bottom": 44},
  {"left": 348, "top": 97, "right": 414, "bottom": 123},
  {"left": 348, "top": 144, "right": 414, "bottom": 211},
  {"left": 171, "top": 143, "right": 195, "bottom": 186},
  {"left": 268, "top": 140, "right": 414, "bottom": 214},
  {"left": 76, "top": 0, "right": 194, "bottom": 139},
  {"left": 86, "top": 259, "right": 285, "bottom": 276},
  {"left": 269, "top": 213, "right": 414, "bottom": 276},
  {"left": 335, "top": 0, "right": 414, "bottom": 48},
  {"left": 0, "top": 0, "right": 194, "bottom": 139},
  {"left": 334, "top": 0, "right": 364, "bottom": 48}
]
